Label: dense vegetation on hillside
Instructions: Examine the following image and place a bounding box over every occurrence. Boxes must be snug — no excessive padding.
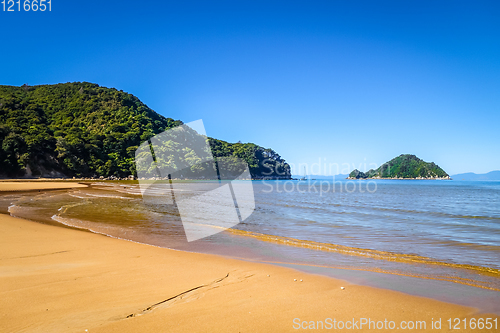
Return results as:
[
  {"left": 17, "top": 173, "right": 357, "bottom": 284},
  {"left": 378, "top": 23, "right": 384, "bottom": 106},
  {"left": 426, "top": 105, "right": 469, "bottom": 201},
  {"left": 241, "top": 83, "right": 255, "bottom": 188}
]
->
[
  {"left": 349, "top": 154, "right": 449, "bottom": 179},
  {"left": 0, "top": 82, "right": 290, "bottom": 179}
]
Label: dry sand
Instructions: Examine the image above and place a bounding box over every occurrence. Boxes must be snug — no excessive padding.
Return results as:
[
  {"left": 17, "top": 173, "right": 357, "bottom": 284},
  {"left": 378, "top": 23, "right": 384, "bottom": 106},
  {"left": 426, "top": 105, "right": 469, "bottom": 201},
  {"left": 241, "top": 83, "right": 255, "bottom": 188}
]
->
[
  {"left": 0, "top": 182, "right": 498, "bottom": 332},
  {"left": 0, "top": 181, "right": 87, "bottom": 192}
]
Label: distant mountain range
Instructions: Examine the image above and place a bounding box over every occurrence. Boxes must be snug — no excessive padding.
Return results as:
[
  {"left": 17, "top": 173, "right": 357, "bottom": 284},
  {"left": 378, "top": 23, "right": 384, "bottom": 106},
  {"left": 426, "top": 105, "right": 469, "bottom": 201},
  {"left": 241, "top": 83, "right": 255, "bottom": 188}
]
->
[{"left": 451, "top": 171, "right": 500, "bottom": 181}]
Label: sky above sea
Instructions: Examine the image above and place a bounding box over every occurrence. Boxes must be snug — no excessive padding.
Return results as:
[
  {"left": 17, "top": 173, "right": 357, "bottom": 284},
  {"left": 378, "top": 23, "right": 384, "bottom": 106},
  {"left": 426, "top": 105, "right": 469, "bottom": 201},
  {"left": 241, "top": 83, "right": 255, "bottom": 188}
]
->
[{"left": 1, "top": 0, "right": 499, "bottom": 174}]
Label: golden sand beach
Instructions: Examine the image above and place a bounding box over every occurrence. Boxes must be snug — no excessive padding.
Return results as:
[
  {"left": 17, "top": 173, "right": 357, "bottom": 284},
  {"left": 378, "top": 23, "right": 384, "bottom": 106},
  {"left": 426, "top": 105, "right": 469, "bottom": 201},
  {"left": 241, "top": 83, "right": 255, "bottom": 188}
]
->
[
  {"left": 0, "top": 182, "right": 498, "bottom": 332},
  {"left": 0, "top": 181, "right": 88, "bottom": 192}
]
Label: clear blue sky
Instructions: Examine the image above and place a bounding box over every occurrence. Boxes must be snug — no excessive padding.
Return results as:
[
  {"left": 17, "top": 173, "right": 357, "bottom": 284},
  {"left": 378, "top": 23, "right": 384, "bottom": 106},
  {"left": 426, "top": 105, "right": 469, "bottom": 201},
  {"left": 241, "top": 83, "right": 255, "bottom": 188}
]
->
[{"left": 1, "top": 0, "right": 499, "bottom": 174}]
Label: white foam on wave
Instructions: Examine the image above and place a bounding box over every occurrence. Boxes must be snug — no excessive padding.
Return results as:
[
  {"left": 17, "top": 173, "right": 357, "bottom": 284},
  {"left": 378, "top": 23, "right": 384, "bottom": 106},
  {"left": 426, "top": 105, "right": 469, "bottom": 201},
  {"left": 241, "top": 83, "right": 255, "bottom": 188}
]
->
[
  {"left": 69, "top": 193, "right": 88, "bottom": 199},
  {"left": 7, "top": 204, "right": 16, "bottom": 213},
  {"left": 68, "top": 192, "right": 132, "bottom": 200},
  {"left": 84, "top": 193, "right": 133, "bottom": 200},
  {"left": 115, "top": 189, "right": 142, "bottom": 195},
  {"left": 50, "top": 214, "right": 180, "bottom": 251},
  {"left": 91, "top": 182, "right": 115, "bottom": 187}
]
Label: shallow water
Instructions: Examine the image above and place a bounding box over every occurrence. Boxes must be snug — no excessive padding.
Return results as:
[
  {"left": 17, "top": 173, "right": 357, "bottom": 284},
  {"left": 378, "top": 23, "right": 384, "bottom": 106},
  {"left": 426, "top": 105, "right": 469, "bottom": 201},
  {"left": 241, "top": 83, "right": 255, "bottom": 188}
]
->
[{"left": 2, "top": 179, "right": 499, "bottom": 312}]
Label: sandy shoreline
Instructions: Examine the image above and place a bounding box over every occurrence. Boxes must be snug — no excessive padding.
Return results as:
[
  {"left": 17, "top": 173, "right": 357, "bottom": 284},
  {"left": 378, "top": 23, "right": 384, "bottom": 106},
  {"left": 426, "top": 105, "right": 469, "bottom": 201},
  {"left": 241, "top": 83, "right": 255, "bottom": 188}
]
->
[
  {"left": 0, "top": 181, "right": 88, "bottom": 192},
  {"left": 1, "top": 183, "right": 498, "bottom": 332}
]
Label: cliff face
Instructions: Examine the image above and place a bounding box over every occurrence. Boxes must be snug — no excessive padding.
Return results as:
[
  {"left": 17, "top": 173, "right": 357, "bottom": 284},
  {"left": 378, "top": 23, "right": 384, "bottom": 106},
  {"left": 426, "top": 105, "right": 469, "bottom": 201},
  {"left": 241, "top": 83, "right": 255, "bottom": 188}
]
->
[
  {"left": 0, "top": 82, "right": 291, "bottom": 179},
  {"left": 349, "top": 154, "right": 450, "bottom": 179}
]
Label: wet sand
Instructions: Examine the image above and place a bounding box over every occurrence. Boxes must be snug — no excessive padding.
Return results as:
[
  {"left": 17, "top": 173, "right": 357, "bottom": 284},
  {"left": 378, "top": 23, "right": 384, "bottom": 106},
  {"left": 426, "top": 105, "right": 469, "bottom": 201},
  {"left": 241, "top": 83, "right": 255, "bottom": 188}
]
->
[{"left": 1, "top": 182, "right": 498, "bottom": 332}]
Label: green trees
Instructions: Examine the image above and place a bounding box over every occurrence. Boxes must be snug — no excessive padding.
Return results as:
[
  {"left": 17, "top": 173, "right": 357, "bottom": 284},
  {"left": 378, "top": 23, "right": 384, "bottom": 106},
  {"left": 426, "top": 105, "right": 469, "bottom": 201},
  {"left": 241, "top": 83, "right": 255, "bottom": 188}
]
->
[
  {"left": 0, "top": 128, "right": 28, "bottom": 174},
  {"left": 209, "top": 139, "right": 290, "bottom": 179},
  {"left": 0, "top": 82, "right": 291, "bottom": 179},
  {"left": 349, "top": 154, "right": 449, "bottom": 179}
]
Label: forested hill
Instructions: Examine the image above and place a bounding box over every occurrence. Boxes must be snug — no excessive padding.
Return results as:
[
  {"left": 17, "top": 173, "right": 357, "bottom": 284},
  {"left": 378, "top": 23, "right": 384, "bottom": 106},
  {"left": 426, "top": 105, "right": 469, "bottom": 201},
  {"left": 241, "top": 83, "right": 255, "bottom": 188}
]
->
[
  {"left": 349, "top": 154, "right": 450, "bottom": 179},
  {"left": 0, "top": 82, "right": 291, "bottom": 179}
]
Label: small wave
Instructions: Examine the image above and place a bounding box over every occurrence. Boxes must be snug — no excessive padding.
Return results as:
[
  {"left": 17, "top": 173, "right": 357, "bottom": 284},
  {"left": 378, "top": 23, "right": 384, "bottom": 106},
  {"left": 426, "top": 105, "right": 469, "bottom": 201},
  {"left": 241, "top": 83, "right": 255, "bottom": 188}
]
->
[
  {"left": 68, "top": 192, "right": 133, "bottom": 200},
  {"left": 68, "top": 193, "right": 88, "bottom": 199},
  {"left": 50, "top": 215, "right": 176, "bottom": 251},
  {"left": 84, "top": 193, "right": 133, "bottom": 200},
  {"left": 355, "top": 205, "right": 500, "bottom": 221},
  {"left": 90, "top": 182, "right": 115, "bottom": 187},
  {"left": 226, "top": 228, "right": 500, "bottom": 279},
  {"left": 230, "top": 256, "right": 500, "bottom": 291},
  {"left": 115, "top": 189, "right": 143, "bottom": 196},
  {"left": 7, "top": 204, "right": 16, "bottom": 213}
]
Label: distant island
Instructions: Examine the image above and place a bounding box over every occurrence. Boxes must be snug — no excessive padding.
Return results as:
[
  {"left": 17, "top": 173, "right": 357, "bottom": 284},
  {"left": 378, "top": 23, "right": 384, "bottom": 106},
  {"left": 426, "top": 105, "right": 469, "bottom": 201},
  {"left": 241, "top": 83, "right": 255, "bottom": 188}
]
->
[
  {"left": 0, "top": 82, "right": 291, "bottom": 180},
  {"left": 451, "top": 171, "right": 500, "bottom": 181},
  {"left": 348, "top": 154, "right": 450, "bottom": 180},
  {"left": 291, "top": 174, "right": 349, "bottom": 180}
]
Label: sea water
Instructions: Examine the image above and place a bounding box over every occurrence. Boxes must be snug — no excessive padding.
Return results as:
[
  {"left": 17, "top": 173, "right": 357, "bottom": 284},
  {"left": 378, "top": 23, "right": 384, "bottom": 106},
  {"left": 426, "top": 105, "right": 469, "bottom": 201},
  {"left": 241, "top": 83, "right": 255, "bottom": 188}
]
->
[{"left": 2, "top": 179, "right": 499, "bottom": 312}]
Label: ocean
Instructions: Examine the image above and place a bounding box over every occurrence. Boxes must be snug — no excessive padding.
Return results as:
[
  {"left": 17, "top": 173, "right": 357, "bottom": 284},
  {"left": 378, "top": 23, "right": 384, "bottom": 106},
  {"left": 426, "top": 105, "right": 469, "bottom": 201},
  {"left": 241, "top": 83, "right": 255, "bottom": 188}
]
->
[{"left": 2, "top": 179, "right": 499, "bottom": 312}]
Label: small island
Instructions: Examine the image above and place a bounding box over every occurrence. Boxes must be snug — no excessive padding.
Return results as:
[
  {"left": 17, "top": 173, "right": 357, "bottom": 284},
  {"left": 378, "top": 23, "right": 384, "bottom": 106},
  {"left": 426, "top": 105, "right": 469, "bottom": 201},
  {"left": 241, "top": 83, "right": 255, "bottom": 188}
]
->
[{"left": 348, "top": 154, "right": 450, "bottom": 180}]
